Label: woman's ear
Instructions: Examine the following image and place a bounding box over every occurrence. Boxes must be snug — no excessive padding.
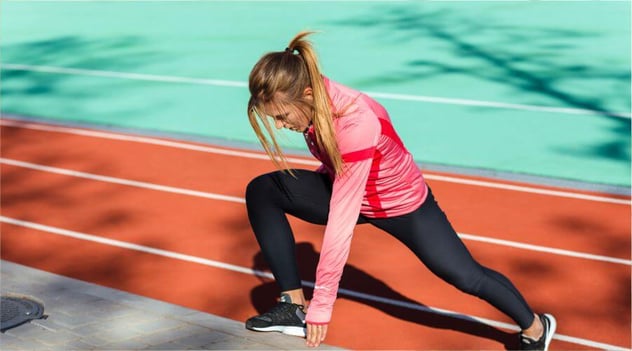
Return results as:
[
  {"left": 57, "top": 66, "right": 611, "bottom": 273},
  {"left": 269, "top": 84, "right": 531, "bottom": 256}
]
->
[{"left": 303, "top": 87, "right": 313, "bottom": 98}]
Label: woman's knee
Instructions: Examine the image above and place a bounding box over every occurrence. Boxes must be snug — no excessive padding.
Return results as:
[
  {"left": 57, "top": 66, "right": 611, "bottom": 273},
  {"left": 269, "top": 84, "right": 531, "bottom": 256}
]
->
[{"left": 245, "top": 172, "right": 277, "bottom": 204}]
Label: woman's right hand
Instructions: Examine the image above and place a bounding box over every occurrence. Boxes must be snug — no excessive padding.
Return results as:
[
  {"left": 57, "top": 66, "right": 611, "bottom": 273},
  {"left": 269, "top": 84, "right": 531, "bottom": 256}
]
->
[{"left": 306, "top": 322, "right": 328, "bottom": 348}]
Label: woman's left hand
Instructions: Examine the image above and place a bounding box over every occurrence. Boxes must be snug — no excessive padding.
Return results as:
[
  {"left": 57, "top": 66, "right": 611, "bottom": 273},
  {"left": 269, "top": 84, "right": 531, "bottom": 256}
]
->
[{"left": 306, "top": 322, "right": 328, "bottom": 348}]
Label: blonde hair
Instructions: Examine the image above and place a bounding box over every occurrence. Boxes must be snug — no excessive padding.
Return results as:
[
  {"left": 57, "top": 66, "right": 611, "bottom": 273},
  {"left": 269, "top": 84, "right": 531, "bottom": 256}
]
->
[{"left": 247, "top": 31, "right": 344, "bottom": 175}]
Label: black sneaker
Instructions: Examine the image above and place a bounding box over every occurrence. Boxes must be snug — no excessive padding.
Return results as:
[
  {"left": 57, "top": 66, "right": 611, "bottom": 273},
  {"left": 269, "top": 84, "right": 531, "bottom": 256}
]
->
[
  {"left": 245, "top": 294, "right": 306, "bottom": 337},
  {"left": 520, "top": 314, "right": 557, "bottom": 350}
]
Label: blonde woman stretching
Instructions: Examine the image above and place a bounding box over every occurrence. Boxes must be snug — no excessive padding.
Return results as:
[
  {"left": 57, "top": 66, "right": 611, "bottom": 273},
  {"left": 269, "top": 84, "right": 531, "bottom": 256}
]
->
[{"left": 244, "top": 31, "right": 556, "bottom": 350}]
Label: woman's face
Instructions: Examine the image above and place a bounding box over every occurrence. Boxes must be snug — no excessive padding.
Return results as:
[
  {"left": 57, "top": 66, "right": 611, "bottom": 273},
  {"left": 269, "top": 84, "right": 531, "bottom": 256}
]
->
[{"left": 263, "top": 88, "right": 313, "bottom": 133}]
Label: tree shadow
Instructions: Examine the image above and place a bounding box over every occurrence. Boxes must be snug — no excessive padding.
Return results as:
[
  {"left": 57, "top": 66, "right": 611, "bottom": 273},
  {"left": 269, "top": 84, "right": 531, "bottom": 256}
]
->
[
  {"left": 327, "top": 5, "right": 630, "bottom": 164},
  {"left": 1, "top": 35, "right": 153, "bottom": 93},
  {"left": 249, "top": 242, "right": 517, "bottom": 350},
  {"left": 549, "top": 214, "right": 631, "bottom": 260},
  {"left": 1, "top": 35, "right": 167, "bottom": 127},
  {"left": 0, "top": 121, "right": 155, "bottom": 291}
]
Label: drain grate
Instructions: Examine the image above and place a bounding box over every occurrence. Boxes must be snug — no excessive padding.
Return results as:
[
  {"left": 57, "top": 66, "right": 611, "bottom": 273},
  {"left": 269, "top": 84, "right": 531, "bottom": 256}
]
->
[{"left": 1, "top": 295, "right": 46, "bottom": 332}]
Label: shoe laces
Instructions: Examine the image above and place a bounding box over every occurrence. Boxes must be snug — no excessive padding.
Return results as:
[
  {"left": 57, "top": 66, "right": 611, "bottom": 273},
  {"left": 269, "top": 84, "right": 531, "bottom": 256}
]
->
[{"left": 259, "top": 301, "right": 304, "bottom": 321}]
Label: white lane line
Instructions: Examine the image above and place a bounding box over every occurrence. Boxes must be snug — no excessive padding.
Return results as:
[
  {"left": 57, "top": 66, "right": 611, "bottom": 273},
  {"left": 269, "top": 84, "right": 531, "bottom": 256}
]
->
[
  {"left": 1, "top": 63, "right": 247, "bottom": 88},
  {"left": 426, "top": 174, "right": 630, "bottom": 205},
  {"left": 1, "top": 118, "right": 629, "bottom": 205},
  {"left": 364, "top": 91, "right": 632, "bottom": 119},
  {"left": 2, "top": 157, "right": 630, "bottom": 266},
  {"left": 0, "top": 118, "right": 290, "bottom": 162},
  {"left": 1, "top": 215, "right": 629, "bottom": 351},
  {"left": 0, "top": 157, "right": 245, "bottom": 204},
  {"left": 459, "top": 233, "right": 631, "bottom": 266},
  {"left": 2, "top": 63, "right": 630, "bottom": 119}
]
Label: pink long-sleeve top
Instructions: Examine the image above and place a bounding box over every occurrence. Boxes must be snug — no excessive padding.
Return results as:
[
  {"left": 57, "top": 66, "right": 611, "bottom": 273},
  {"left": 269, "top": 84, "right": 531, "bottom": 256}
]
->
[{"left": 304, "top": 77, "right": 428, "bottom": 324}]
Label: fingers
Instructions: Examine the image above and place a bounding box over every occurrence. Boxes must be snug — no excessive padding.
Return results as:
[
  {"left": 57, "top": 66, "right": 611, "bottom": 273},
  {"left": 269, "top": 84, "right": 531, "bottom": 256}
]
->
[{"left": 306, "top": 323, "right": 328, "bottom": 348}]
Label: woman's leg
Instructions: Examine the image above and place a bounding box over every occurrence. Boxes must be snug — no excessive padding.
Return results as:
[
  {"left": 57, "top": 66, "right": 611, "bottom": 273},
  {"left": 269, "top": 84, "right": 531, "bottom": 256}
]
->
[
  {"left": 366, "top": 187, "right": 535, "bottom": 329},
  {"left": 245, "top": 169, "right": 333, "bottom": 293}
]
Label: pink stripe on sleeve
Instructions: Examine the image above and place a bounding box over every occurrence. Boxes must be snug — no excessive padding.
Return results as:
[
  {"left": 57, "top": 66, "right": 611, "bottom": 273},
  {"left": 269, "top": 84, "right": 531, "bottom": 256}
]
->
[{"left": 341, "top": 147, "right": 376, "bottom": 163}]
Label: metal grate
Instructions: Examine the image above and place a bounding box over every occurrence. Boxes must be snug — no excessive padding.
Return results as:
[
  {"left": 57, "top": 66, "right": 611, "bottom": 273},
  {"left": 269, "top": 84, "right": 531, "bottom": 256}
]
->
[{"left": 1, "top": 295, "right": 46, "bottom": 332}]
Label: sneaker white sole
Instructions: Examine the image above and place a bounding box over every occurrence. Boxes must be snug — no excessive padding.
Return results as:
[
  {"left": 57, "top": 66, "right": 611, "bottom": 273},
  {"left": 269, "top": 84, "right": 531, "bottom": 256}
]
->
[
  {"left": 543, "top": 313, "right": 557, "bottom": 351},
  {"left": 250, "top": 325, "right": 306, "bottom": 337}
]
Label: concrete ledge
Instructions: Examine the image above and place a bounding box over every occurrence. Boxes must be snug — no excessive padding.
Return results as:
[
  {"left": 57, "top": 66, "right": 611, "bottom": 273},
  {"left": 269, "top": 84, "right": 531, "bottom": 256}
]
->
[{"left": 0, "top": 260, "right": 343, "bottom": 350}]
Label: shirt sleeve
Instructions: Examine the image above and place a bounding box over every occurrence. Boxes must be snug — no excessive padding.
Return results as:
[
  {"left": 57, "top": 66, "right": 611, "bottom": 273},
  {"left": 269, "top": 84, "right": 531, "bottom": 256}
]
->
[{"left": 305, "top": 113, "right": 381, "bottom": 324}]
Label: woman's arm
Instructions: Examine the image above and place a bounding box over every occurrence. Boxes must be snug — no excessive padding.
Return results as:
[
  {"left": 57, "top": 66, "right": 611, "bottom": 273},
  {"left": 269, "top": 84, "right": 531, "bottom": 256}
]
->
[{"left": 306, "top": 114, "right": 381, "bottom": 325}]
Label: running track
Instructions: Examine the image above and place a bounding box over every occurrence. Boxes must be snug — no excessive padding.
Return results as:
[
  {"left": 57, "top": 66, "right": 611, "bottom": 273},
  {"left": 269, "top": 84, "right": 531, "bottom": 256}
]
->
[{"left": 1, "top": 118, "right": 630, "bottom": 350}]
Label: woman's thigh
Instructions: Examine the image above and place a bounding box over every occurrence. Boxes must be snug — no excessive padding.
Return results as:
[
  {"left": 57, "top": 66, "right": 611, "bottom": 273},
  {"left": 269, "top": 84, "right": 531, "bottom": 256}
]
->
[
  {"left": 246, "top": 169, "right": 333, "bottom": 225},
  {"left": 366, "top": 188, "right": 481, "bottom": 282}
]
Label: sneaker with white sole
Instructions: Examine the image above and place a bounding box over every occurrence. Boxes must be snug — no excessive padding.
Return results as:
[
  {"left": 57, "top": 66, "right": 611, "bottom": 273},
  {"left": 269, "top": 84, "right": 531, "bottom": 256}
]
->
[
  {"left": 245, "top": 294, "right": 306, "bottom": 337},
  {"left": 520, "top": 313, "right": 557, "bottom": 350}
]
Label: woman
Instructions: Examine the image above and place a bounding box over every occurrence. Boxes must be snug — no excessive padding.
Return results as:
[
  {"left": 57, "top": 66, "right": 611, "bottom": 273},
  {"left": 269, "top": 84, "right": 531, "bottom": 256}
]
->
[{"left": 244, "top": 31, "right": 556, "bottom": 350}]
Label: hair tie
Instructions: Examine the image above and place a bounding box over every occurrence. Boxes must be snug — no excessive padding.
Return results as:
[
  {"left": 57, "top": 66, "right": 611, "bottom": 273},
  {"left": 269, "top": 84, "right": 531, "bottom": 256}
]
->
[{"left": 285, "top": 47, "right": 295, "bottom": 54}]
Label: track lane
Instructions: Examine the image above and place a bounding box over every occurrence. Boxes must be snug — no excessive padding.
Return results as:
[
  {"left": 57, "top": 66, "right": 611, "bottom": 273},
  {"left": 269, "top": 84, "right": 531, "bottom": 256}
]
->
[
  {"left": 2, "top": 123, "right": 629, "bottom": 260},
  {"left": 1, "top": 121, "right": 630, "bottom": 349},
  {"left": 1, "top": 217, "right": 628, "bottom": 350},
  {"left": 1, "top": 164, "right": 629, "bottom": 349}
]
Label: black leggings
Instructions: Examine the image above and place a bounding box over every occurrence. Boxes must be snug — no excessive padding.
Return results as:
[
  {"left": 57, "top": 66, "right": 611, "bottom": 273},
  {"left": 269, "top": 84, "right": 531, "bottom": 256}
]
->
[{"left": 245, "top": 169, "right": 535, "bottom": 329}]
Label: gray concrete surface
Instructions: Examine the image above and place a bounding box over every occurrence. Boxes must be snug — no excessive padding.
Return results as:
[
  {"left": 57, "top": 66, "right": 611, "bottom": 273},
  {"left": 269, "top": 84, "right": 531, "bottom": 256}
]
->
[{"left": 0, "top": 260, "right": 343, "bottom": 350}]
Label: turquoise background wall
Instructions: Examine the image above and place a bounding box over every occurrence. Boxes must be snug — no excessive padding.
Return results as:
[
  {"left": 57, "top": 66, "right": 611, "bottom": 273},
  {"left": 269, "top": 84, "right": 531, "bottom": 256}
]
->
[{"left": 2, "top": 1, "right": 630, "bottom": 187}]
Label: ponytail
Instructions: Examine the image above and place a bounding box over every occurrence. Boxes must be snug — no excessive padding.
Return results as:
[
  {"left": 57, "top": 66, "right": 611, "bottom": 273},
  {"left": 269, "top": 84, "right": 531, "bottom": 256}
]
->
[{"left": 248, "top": 31, "right": 344, "bottom": 175}]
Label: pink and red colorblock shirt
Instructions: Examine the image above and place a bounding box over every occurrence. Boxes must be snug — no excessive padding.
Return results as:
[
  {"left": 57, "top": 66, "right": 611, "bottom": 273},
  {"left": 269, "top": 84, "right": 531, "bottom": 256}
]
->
[{"left": 304, "top": 77, "right": 428, "bottom": 324}]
